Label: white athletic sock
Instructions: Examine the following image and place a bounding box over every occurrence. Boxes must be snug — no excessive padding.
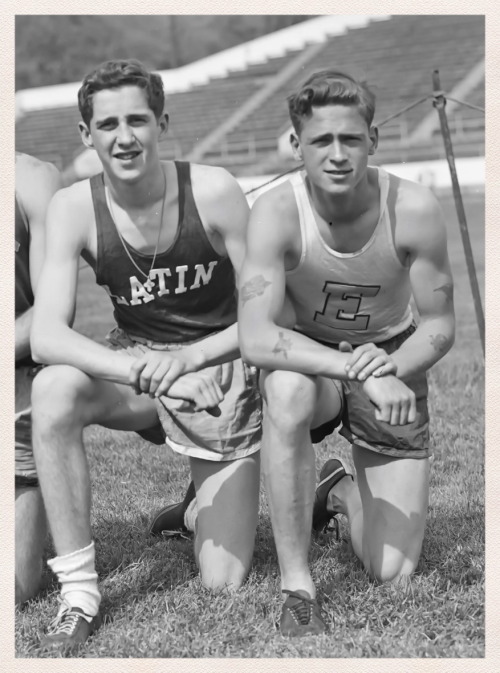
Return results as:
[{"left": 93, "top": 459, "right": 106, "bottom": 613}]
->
[
  {"left": 184, "top": 497, "right": 198, "bottom": 533},
  {"left": 48, "top": 541, "right": 101, "bottom": 617}
]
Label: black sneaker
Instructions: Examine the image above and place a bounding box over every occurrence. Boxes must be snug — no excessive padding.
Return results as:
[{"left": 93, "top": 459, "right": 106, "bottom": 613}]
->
[
  {"left": 149, "top": 480, "right": 196, "bottom": 538},
  {"left": 40, "top": 599, "right": 102, "bottom": 649},
  {"left": 312, "top": 459, "right": 353, "bottom": 535},
  {"left": 280, "top": 589, "right": 328, "bottom": 637}
]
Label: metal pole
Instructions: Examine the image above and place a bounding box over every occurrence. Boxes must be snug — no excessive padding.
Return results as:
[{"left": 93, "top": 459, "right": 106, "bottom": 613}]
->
[
  {"left": 432, "top": 69, "right": 485, "bottom": 356},
  {"left": 169, "top": 16, "right": 181, "bottom": 68}
]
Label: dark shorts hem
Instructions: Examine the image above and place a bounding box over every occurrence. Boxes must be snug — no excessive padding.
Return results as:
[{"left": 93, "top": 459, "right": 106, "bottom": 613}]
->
[
  {"left": 310, "top": 415, "right": 342, "bottom": 444},
  {"left": 351, "top": 441, "right": 432, "bottom": 460},
  {"left": 136, "top": 423, "right": 166, "bottom": 446},
  {"left": 15, "top": 474, "right": 39, "bottom": 488}
]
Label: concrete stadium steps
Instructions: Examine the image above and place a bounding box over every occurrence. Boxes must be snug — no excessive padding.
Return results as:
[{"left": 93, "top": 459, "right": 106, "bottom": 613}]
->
[
  {"left": 15, "top": 45, "right": 307, "bottom": 168},
  {"left": 16, "top": 106, "right": 82, "bottom": 168},
  {"left": 203, "top": 15, "right": 484, "bottom": 169},
  {"left": 160, "top": 78, "right": 263, "bottom": 156},
  {"left": 15, "top": 15, "right": 484, "bottom": 174},
  {"left": 160, "top": 46, "right": 313, "bottom": 158}
]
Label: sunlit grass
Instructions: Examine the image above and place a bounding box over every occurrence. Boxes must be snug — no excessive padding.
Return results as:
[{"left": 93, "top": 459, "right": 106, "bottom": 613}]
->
[{"left": 15, "top": 191, "right": 484, "bottom": 658}]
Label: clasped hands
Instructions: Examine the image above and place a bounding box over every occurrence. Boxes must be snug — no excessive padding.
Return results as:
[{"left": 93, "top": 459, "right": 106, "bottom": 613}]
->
[
  {"left": 128, "top": 349, "right": 223, "bottom": 416},
  {"left": 339, "top": 341, "right": 416, "bottom": 426}
]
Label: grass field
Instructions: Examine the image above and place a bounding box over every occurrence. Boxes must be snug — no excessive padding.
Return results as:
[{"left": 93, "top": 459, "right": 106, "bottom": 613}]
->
[{"left": 15, "top": 188, "right": 485, "bottom": 658}]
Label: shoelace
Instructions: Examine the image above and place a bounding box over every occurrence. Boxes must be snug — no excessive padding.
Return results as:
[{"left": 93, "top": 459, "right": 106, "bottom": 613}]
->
[
  {"left": 283, "top": 590, "right": 315, "bottom": 625},
  {"left": 46, "top": 597, "right": 91, "bottom": 636},
  {"left": 47, "top": 611, "right": 81, "bottom": 636}
]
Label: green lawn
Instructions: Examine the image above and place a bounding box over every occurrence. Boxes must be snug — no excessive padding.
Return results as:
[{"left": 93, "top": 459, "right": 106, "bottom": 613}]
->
[{"left": 15, "top": 189, "right": 485, "bottom": 658}]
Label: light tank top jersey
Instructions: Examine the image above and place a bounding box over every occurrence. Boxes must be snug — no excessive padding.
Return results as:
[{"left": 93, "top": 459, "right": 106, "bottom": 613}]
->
[{"left": 286, "top": 167, "right": 413, "bottom": 345}]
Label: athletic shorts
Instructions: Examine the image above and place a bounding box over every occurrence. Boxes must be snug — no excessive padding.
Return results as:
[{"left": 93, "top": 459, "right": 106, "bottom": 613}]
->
[
  {"left": 15, "top": 364, "right": 42, "bottom": 487},
  {"left": 310, "top": 325, "right": 430, "bottom": 459},
  {"left": 106, "top": 327, "right": 262, "bottom": 462}
]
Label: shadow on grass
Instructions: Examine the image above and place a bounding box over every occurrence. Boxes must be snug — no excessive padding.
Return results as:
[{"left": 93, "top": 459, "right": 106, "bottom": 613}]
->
[
  {"left": 419, "top": 509, "right": 484, "bottom": 586},
  {"left": 92, "top": 516, "right": 199, "bottom": 601}
]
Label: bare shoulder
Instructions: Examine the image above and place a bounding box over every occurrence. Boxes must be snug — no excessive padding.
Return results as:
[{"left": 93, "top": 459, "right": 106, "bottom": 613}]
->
[
  {"left": 15, "top": 152, "right": 61, "bottom": 204},
  {"left": 46, "top": 178, "right": 96, "bottom": 243},
  {"left": 49, "top": 177, "right": 91, "bottom": 211},
  {"left": 189, "top": 163, "right": 249, "bottom": 240},
  {"left": 252, "top": 178, "right": 297, "bottom": 216},
  {"left": 392, "top": 173, "right": 443, "bottom": 220},
  {"left": 15, "top": 152, "right": 59, "bottom": 179},
  {"left": 250, "top": 178, "right": 300, "bottom": 240},
  {"left": 390, "top": 173, "right": 446, "bottom": 249},
  {"left": 190, "top": 163, "right": 244, "bottom": 202}
]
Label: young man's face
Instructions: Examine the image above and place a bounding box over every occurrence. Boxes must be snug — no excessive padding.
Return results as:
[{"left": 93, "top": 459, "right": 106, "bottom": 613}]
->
[
  {"left": 291, "top": 104, "right": 377, "bottom": 195},
  {"left": 79, "top": 85, "right": 166, "bottom": 183}
]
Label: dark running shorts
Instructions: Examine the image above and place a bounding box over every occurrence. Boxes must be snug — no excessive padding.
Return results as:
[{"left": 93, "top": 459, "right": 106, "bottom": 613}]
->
[
  {"left": 310, "top": 324, "right": 430, "bottom": 459},
  {"left": 15, "top": 364, "right": 43, "bottom": 488}
]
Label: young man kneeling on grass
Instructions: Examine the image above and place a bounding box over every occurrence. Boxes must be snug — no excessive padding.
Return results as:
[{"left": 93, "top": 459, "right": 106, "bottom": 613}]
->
[
  {"left": 15, "top": 152, "right": 61, "bottom": 606},
  {"left": 31, "top": 59, "right": 262, "bottom": 649},
  {"left": 238, "top": 70, "right": 455, "bottom": 637}
]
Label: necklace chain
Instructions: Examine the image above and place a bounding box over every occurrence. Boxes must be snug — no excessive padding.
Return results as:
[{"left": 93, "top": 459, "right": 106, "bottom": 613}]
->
[{"left": 105, "top": 167, "right": 167, "bottom": 281}]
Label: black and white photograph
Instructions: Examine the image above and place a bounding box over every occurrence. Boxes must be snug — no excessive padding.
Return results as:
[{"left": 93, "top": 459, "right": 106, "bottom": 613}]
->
[{"left": 10, "top": 11, "right": 486, "bottom": 661}]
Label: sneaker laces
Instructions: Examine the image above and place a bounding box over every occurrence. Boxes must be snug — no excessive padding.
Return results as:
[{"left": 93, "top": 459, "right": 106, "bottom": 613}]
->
[
  {"left": 46, "top": 597, "right": 91, "bottom": 636},
  {"left": 283, "top": 590, "right": 315, "bottom": 625}
]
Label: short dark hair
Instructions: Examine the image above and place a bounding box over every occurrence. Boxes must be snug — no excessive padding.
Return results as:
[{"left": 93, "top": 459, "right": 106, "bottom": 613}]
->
[
  {"left": 287, "top": 70, "right": 376, "bottom": 134},
  {"left": 78, "top": 59, "right": 165, "bottom": 126}
]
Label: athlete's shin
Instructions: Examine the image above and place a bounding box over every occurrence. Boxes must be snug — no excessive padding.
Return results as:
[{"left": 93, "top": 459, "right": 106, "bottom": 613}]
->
[
  {"left": 15, "top": 486, "right": 47, "bottom": 605},
  {"left": 31, "top": 366, "right": 93, "bottom": 556},
  {"left": 261, "top": 371, "right": 318, "bottom": 596}
]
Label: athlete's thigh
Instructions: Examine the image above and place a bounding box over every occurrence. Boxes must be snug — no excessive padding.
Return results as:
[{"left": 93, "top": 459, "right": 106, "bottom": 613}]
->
[
  {"left": 311, "top": 377, "right": 343, "bottom": 428},
  {"left": 189, "top": 453, "right": 260, "bottom": 562},
  {"left": 353, "top": 444, "right": 429, "bottom": 551},
  {"left": 90, "top": 377, "right": 159, "bottom": 432},
  {"left": 33, "top": 363, "right": 159, "bottom": 433}
]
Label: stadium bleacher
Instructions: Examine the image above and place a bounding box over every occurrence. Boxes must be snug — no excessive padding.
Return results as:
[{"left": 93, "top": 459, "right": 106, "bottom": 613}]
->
[{"left": 15, "top": 15, "right": 484, "bottom": 179}]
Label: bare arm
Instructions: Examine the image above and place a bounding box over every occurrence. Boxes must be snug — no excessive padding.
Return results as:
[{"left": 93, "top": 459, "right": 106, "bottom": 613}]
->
[
  {"left": 389, "top": 188, "right": 455, "bottom": 379},
  {"left": 180, "top": 167, "right": 248, "bottom": 367},
  {"left": 238, "top": 189, "right": 353, "bottom": 379},
  {"left": 15, "top": 311, "right": 35, "bottom": 362},
  {"left": 30, "top": 187, "right": 133, "bottom": 384},
  {"left": 15, "top": 155, "right": 61, "bottom": 361}
]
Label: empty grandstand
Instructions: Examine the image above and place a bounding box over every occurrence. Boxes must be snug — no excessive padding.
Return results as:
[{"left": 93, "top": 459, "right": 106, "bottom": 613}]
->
[{"left": 15, "top": 15, "right": 484, "bottom": 183}]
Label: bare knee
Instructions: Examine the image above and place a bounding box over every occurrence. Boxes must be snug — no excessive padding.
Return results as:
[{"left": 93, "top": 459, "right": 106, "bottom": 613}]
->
[
  {"left": 262, "top": 370, "right": 317, "bottom": 430},
  {"left": 32, "top": 365, "right": 92, "bottom": 429},
  {"left": 196, "top": 532, "right": 252, "bottom": 592},
  {"left": 365, "top": 533, "right": 423, "bottom": 583},
  {"left": 199, "top": 556, "right": 249, "bottom": 592}
]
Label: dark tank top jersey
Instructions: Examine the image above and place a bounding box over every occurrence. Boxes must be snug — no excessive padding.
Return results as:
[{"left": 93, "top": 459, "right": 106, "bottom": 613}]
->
[
  {"left": 87, "top": 161, "right": 237, "bottom": 343},
  {"left": 15, "top": 197, "right": 37, "bottom": 368},
  {"left": 15, "top": 197, "right": 34, "bottom": 319}
]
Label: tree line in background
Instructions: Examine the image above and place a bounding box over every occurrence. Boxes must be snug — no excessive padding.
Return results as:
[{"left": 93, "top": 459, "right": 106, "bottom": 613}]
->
[{"left": 15, "top": 15, "right": 312, "bottom": 90}]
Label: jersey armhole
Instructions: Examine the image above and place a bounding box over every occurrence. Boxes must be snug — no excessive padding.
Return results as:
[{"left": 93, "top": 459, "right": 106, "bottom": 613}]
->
[
  {"left": 285, "top": 175, "right": 307, "bottom": 276},
  {"left": 385, "top": 173, "right": 408, "bottom": 269},
  {"left": 15, "top": 195, "right": 30, "bottom": 234}
]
